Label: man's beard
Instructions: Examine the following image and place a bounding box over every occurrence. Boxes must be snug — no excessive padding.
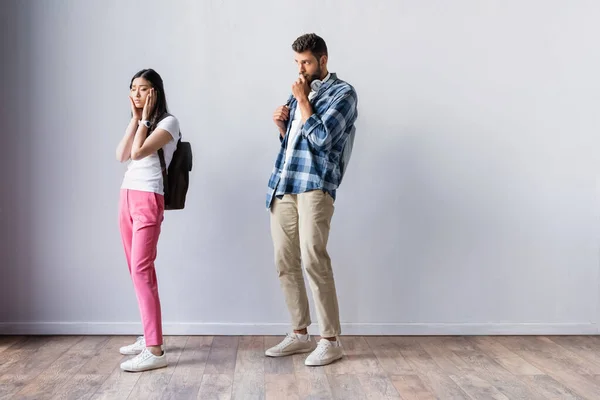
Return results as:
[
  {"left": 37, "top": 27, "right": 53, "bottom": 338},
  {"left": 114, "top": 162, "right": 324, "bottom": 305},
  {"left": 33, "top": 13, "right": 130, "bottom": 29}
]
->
[{"left": 304, "top": 65, "right": 322, "bottom": 83}]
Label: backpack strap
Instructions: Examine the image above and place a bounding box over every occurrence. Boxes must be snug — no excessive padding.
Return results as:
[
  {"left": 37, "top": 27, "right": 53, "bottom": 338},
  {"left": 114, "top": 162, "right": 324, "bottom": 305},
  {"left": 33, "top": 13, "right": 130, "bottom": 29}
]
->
[
  {"left": 149, "top": 112, "right": 171, "bottom": 197},
  {"left": 157, "top": 148, "right": 169, "bottom": 196},
  {"left": 157, "top": 130, "right": 182, "bottom": 198}
]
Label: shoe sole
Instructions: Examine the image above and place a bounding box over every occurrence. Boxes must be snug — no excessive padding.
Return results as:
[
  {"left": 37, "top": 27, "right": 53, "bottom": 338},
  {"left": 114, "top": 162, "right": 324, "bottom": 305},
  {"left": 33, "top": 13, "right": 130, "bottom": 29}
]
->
[
  {"left": 305, "top": 354, "right": 343, "bottom": 367},
  {"left": 120, "top": 349, "right": 143, "bottom": 356},
  {"left": 120, "top": 363, "right": 168, "bottom": 373},
  {"left": 120, "top": 346, "right": 163, "bottom": 356},
  {"left": 265, "top": 347, "right": 315, "bottom": 357}
]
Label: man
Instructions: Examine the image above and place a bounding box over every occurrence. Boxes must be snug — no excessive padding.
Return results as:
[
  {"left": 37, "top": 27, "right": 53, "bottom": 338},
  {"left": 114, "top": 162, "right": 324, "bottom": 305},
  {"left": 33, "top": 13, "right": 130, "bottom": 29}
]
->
[{"left": 265, "top": 33, "right": 358, "bottom": 366}]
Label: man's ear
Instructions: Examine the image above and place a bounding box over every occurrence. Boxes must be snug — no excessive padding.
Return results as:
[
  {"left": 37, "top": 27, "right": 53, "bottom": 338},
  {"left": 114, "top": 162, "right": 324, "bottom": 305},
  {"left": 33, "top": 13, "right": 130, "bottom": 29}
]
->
[{"left": 320, "top": 55, "right": 328, "bottom": 68}]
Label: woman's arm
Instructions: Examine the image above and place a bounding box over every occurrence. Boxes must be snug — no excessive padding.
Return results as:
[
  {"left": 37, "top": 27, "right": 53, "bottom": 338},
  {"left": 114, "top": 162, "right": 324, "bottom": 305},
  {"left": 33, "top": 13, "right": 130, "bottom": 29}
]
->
[
  {"left": 130, "top": 128, "right": 173, "bottom": 160},
  {"left": 116, "top": 117, "right": 139, "bottom": 162},
  {"left": 116, "top": 96, "right": 144, "bottom": 162}
]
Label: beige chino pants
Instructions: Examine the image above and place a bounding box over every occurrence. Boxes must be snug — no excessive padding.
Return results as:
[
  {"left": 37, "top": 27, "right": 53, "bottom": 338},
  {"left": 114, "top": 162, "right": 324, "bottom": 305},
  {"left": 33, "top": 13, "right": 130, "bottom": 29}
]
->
[{"left": 269, "top": 189, "right": 341, "bottom": 338}]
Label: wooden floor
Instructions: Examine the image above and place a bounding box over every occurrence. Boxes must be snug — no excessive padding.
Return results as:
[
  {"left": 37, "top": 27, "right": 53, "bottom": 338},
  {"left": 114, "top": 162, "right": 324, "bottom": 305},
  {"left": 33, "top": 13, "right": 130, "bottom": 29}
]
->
[{"left": 1, "top": 335, "right": 600, "bottom": 399}]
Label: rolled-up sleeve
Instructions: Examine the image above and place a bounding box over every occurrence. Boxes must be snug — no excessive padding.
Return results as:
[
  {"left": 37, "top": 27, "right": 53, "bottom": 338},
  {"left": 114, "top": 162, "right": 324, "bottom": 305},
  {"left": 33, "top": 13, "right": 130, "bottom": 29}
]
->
[{"left": 301, "top": 89, "right": 357, "bottom": 152}]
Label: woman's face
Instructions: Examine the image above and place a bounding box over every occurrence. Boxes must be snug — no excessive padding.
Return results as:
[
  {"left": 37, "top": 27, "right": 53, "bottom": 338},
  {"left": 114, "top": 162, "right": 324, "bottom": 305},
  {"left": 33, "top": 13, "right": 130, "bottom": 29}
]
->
[{"left": 130, "top": 77, "right": 152, "bottom": 109}]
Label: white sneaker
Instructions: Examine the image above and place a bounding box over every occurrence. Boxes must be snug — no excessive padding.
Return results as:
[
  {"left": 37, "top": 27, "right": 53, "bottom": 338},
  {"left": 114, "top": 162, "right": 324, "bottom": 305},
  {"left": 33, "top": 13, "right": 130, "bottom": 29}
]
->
[
  {"left": 119, "top": 336, "right": 146, "bottom": 355},
  {"left": 265, "top": 333, "right": 315, "bottom": 357},
  {"left": 305, "top": 339, "right": 343, "bottom": 366},
  {"left": 120, "top": 348, "right": 167, "bottom": 372}
]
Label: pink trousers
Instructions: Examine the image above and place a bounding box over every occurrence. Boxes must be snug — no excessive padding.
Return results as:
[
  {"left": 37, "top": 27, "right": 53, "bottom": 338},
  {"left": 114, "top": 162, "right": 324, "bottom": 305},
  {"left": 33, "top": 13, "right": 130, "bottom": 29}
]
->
[{"left": 119, "top": 189, "right": 164, "bottom": 346}]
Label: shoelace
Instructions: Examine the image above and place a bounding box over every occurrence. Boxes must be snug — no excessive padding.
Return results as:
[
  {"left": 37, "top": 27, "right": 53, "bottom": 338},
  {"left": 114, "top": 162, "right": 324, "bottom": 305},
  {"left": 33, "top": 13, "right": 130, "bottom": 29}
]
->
[
  {"left": 277, "top": 334, "right": 298, "bottom": 349},
  {"left": 125, "top": 336, "right": 144, "bottom": 348},
  {"left": 314, "top": 340, "right": 333, "bottom": 357},
  {"left": 132, "top": 349, "right": 153, "bottom": 365}
]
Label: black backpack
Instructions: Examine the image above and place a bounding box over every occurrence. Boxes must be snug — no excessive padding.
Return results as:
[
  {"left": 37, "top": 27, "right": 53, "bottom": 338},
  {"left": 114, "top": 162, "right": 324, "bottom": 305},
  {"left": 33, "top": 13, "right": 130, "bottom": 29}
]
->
[{"left": 158, "top": 134, "right": 192, "bottom": 210}]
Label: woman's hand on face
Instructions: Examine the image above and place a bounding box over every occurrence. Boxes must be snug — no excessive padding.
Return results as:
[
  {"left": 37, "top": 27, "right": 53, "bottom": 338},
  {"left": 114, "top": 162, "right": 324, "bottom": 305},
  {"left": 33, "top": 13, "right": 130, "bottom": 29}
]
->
[
  {"left": 129, "top": 95, "right": 142, "bottom": 121},
  {"left": 141, "top": 88, "right": 156, "bottom": 121}
]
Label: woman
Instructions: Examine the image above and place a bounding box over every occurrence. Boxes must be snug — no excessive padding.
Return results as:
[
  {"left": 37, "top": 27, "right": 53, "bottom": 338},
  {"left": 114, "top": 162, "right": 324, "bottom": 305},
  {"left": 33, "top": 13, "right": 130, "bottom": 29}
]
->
[{"left": 115, "top": 69, "right": 180, "bottom": 372}]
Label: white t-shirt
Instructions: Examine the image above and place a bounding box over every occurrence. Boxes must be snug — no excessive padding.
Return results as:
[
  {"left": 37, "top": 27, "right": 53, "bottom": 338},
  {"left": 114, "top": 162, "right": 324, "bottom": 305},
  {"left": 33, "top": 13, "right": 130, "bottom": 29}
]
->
[
  {"left": 121, "top": 115, "right": 180, "bottom": 195},
  {"left": 284, "top": 73, "right": 331, "bottom": 166}
]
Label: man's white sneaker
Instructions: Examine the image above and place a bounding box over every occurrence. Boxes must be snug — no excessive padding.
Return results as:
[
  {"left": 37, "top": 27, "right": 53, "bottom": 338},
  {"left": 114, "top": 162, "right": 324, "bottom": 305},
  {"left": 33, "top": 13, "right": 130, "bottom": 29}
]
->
[
  {"left": 119, "top": 336, "right": 146, "bottom": 355},
  {"left": 265, "top": 333, "right": 315, "bottom": 357},
  {"left": 305, "top": 339, "right": 343, "bottom": 366},
  {"left": 120, "top": 348, "right": 167, "bottom": 372}
]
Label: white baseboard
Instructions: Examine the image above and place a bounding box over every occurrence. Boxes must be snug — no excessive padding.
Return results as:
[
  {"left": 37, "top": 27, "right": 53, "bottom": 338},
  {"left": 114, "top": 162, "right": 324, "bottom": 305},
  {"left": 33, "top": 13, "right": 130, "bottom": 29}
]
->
[{"left": 0, "top": 322, "right": 597, "bottom": 336}]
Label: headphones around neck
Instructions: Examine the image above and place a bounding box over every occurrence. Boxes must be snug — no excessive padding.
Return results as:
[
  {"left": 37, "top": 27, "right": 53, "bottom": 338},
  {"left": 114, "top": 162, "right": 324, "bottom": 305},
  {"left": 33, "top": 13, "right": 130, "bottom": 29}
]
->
[{"left": 310, "top": 79, "right": 323, "bottom": 92}]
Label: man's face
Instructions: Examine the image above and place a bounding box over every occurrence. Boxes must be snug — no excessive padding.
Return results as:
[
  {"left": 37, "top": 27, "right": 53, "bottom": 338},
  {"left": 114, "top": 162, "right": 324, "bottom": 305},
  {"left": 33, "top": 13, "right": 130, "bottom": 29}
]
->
[{"left": 294, "top": 51, "right": 326, "bottom": 83}]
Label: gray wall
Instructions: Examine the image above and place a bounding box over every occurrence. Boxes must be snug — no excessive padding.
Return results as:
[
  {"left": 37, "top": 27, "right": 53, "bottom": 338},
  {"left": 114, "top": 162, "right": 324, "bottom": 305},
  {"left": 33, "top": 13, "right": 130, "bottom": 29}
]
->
[{"left": 1, "top": 0, "right": 599, "bottom": 335}]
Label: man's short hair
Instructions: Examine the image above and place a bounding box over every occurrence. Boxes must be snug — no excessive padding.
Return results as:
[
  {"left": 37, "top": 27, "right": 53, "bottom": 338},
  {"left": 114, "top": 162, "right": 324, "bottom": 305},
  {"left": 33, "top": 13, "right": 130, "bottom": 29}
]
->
[{"left": 292, "top": 33, "right": 328, "bottom": 60}]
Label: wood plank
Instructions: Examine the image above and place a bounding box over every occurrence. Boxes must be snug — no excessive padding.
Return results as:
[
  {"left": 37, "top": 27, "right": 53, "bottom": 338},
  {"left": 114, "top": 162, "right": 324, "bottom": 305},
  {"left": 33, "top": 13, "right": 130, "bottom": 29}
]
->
[
  {"left": 0, "top": 374, "right": 30, "bottom": 400},
  {"left": 547, "top": 336, "right": 600, "bottom": 371},
  {"left": 231, "top": 336, "right": 265, "bottom": 399},
  {"left": 0, "top": 336, "right": 78, "bottom": 376},
  {"left": 393, "top": 337, "right": 470, "bottom": 399},
  {"left": 0, "top": 336, "right": 25, "bottom": 354},
  {"left": 452, "top": 346, "right": 548, "bottom": 400},
  {"left": 291, "top": 351, "right": 316, "bottom": 375},
  {"left": 197, "top": 374, "right": 233, "bottom": 400},
  {"left": 162, "top": 336, "right": 213, "bottom": 400},
  {"left": 450, "top": 373, "right": 511, "bottom": 400},
  {"left": 432, "top": 336, "right": 547, "bottom": 400},
  {"left": 234, "top": 336, "right": 264, "bottom": 374},
  {"left": 0, "top": 349, "right": 35, "bottom": 378},
  {"left": 496, "top": 336, "right": 600, "bottom": 400},
  {"left": 0, "top": 336, "right": 81, "bottom": 399},
  {"left": 356, "top": 373, "right": 402, "bottom": 399},
  {"left": 468, "top": 336, "right": 544, "bottom": 376},
  {"left": 0, "top": 343, "right": 39, "bottom": 399},
  {"left": 510, "top": 336, "right": 600, "bottom": 375},
  {"left": 2, "top": 335, "right": 599, "bottom": 400},
  {"left": 389, "top": 375, "right": 436, "bottom": 400},
  {"left": 89, "top": 364, "right": 141, "bottom": 400},
  {"left": 519, "top": 375, "right": 585, "bottom": 400},
  {"left": 91, "top": 336, "right": 181, "bottom": 400},
  {"left": 327, "top": 374, "right": 368, "bottom": 400},
  {"left": 265, "top": 336, "right": 334, "bottom": 399},
  {"left": 364, "top": 337, "right": 414, "bottom": 375},
  {"left": 291, "top": 346, "right": 334, "bottom": 400},
  {"left": 127, "top": 336, "right": 188, "bottom": 400},
  {"left": 294, "top": 368, "right": 333, "bottom": 399},
  {"left": 344, "top": 336, "right": 384, "bottom": 374},
  {"left": 78, "top": 336, "right": 134, "bottom": 375},
  {"left": 325, "top": 336, "right": 382, "bottom": 375},
  {"left": 16, "top": 336, "right": 110, "bottom": 399},
  {"left": 50, "top": 374, "right": 108, "bottom": 400},
  {"left": 265, "top": 374, "right": 300, "bottom": 400},
  {"left": 263, "top": 336, "right": 302, "bottom": 399},
  {"left": 204, "top": 336, "right": 239, "bottom": 375},
  {"left": 419, "top": 337, "right": 475, "bottom": 375},
  {"left": 4, "top": 336, "right": 47, "bottom": 351},
  {"left": 264, "top": 336, "right": 295, "bottom": 375},
  {"left": 0, "top": 337, "right": 54, "bottom": 398}
]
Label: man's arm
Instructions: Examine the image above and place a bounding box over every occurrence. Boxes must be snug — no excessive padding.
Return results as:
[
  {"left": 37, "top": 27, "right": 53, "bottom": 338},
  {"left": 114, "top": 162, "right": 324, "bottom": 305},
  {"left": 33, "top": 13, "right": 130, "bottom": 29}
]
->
[
  {"left": 273, "top": 95, "right": 293, "bottom": 141},
  {"left": 300, "top": 88, "right": 358, "bottom": 152}
]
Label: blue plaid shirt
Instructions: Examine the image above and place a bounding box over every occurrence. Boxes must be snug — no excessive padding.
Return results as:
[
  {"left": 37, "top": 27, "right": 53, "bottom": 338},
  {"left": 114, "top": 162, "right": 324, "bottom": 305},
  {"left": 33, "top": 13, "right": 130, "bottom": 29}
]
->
[{"left": 266, "top": 73, "right": 358, "bottom": 209}]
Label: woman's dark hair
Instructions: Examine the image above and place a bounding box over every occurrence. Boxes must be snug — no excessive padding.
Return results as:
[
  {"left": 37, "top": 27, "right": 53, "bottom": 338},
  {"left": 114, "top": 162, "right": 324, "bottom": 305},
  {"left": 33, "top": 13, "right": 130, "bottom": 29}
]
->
[{"left": 130, "top": 68, "right": 168, "bottom": 131}]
